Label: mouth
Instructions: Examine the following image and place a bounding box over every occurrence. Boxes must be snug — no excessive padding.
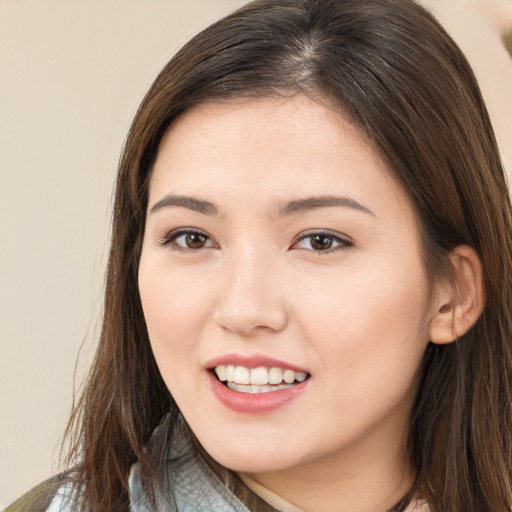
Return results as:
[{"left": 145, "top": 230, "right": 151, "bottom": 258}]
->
[{"left": 212, "top": 364, "right": 311, "bottom": 394}]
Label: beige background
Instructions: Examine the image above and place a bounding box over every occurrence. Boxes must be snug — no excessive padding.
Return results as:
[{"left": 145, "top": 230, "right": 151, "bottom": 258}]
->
[{"left": 1, "top": 0, "right": 511, "bottom": 508}]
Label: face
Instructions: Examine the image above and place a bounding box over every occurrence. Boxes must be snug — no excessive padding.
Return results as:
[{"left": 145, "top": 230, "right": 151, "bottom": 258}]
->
[{"left": 138, "top": 95, "right": 436, "bottom": 479}]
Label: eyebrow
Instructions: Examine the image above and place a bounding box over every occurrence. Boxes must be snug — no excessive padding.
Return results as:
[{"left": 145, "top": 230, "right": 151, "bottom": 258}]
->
[
  {"left": 149, "top": 194, "right": 218, "bottom": 215},
  {"left": 149, "top": 193, "right": 375, "bottom": 218},
  {"left": 278, "top": 195, "right": 375, "bottom": 217}
]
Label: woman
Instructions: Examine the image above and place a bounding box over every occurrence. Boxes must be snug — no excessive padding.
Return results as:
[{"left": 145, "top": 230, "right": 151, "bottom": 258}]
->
[{"left": 7, "top": 0, "right": 512, "bottom": 510}]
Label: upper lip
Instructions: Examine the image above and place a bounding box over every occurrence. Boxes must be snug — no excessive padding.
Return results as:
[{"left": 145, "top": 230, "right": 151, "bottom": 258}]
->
[{"left": 205, "top": 353, "right": 310, "bottom": 374}]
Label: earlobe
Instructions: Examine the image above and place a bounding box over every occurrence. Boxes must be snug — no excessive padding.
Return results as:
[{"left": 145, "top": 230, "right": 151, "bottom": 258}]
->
[{"left": 429, "top": 246, "right": 485, "bottom": 345}]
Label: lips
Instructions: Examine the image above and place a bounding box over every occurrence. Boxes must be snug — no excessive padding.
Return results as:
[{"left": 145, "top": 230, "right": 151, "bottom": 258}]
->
[{"left": 205, "top": 354, "right": 311, "bottom": 413}]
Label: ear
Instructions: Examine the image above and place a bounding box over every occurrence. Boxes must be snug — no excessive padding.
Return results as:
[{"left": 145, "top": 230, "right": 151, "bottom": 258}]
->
[{"left": 429, "top": 245, "right": 485, "bottom": 345}]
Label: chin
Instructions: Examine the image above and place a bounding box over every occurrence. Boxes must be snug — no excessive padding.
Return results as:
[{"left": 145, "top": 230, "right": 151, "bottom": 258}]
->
[{"left": 204, "top": 441, "right": 301, "bottom": 474}]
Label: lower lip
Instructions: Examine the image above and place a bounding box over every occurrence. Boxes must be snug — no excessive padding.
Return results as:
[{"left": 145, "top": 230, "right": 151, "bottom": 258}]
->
[{"left": 207, "top": 371, "right": 309, "bottom": 413}]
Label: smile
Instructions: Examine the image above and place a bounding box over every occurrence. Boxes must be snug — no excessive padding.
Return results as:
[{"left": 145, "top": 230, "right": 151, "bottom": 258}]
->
[{"left": 214, "top": 365, "right": 309, "bottom": 394}]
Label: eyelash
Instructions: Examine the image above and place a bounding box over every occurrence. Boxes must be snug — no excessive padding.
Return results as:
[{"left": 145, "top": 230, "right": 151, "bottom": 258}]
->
[{"left": 158, "top": 228, "right": 353, "bottom": 254}]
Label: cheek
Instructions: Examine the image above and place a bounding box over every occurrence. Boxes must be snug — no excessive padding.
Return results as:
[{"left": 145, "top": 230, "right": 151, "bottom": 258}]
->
[
  {"left": 285, "top": 260, "right": 431, "bottom": 451},
  {"left": 294, "top": 254, "right": 432, "bottom": 380},
  {"left": 138, "top": 260, "right": 214, "bottom": 385}
]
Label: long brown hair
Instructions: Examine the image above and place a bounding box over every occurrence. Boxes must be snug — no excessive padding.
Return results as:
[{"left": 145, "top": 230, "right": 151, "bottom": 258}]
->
[{"left": 62, "top": 0, "right": 512, "bottom": 510}]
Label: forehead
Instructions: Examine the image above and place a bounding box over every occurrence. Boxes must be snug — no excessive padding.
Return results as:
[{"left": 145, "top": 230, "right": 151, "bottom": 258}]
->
[
  {"left": 156, "top": 95, "right": 372, "bottom": 166},
  {"left": 149, "top": 95, "right": 411, "bottom": 221}
]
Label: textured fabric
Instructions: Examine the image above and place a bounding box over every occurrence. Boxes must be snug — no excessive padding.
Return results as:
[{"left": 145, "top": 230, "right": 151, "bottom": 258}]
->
[
  {"left": 129, "top": 458, "right": 251, "bottom": 512},
  {"left": 128, "top": 416, "right": 254, "bottom": 512},
  {"left": 3, "top": 475, "right": 72, "bottom": 512}
]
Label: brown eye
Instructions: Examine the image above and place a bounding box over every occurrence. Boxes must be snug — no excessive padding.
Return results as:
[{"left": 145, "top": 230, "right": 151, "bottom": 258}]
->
[
  {"left": 310, "top": 234, "right": 334, "bottom": 251},
  {"left": 293, "top": 231, "right": 353, "bottom": 252},
  {"left": 184, "top": 232, "right": 208, "bottom": 249},
  {"left": 163, "top": 229, "right": 216, "bottom": 251}
]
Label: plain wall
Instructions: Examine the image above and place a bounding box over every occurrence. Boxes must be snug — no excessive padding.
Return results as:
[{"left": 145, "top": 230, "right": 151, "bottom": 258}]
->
[
  {"left": 1, "top": 0, "right": 511, "bottom": 508},
  {"left": 423, "top": 0, "right": 512, "bottom": 181}
]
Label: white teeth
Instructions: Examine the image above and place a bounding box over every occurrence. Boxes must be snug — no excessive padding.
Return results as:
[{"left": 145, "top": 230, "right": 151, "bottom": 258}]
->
[
  {"left": 234, "top": 365, "right": 250, "bottom": 384},
  {"left": 296, "top": 372, "right": 307, "bottom": 382},
  {"left": 214, "top": 364, "right": 309, "bottom": 389},
  {"left": 215, "top": 365, "right": 227, "bottom": 381},
  {"left": 268, "top": 367, "right": 283, "bottom": 384},
  {"left": 226, "top": 365, "right": 235, "bottom": 381},
  {"left": 250, "top": 367, "right": 268, "bottom": 385},
  {"left": 227, "top": 382, "right": 295, "bottom": 393},
  {"left": 283, "top": 369, "right": 295, "bottom": 384}
]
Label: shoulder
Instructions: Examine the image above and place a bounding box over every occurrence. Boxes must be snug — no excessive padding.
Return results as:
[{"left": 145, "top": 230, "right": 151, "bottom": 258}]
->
[{"left": 4, "top": 474, "right": 75, "bottom": 512}]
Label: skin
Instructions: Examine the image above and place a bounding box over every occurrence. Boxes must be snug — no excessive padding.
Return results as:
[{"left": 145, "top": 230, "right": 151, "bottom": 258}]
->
[{"left": 138, "top": 95, "right": 447, "bottom": 512}]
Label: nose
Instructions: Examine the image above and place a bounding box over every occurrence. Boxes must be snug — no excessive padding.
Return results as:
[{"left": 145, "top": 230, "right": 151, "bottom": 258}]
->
[{"left": 213, "top": 247, "right": 288, "bottom": 336}]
